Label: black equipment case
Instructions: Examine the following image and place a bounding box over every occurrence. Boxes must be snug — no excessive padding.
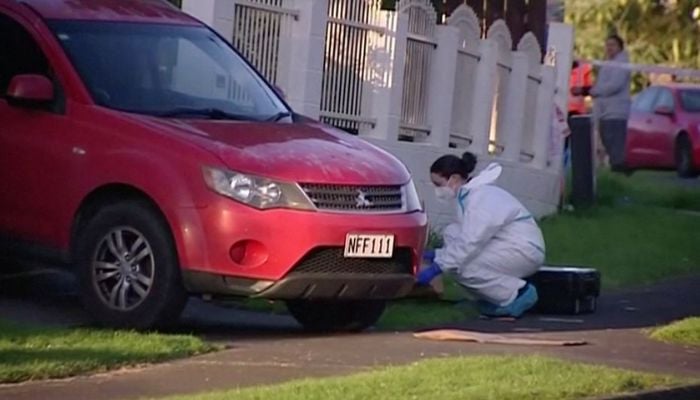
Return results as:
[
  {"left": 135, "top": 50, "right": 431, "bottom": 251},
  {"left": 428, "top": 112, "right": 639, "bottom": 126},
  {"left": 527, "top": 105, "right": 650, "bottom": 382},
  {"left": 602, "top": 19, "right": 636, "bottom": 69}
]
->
[{"left": 527, "top": 266, "right": 601, "bottom": 315}]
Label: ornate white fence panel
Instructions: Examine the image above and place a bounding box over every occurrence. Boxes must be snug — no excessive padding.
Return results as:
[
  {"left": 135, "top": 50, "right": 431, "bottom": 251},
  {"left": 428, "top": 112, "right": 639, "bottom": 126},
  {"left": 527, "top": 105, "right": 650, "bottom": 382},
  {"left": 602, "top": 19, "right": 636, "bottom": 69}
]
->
[
  {"left": 231, "top": 0, "right": 297, "bottom": 88},
  {"left": 397, "top": 0, "right": 437, "bottom": 141},
  {"left": 320, "top": 0, "right": 385, "bottom": 133}
]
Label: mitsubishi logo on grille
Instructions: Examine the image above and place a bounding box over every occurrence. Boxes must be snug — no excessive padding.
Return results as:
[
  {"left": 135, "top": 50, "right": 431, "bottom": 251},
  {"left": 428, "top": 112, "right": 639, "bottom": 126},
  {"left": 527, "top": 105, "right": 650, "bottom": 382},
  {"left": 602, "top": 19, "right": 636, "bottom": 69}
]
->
[{"left": 356, "top": 190, "right": 373, "bottom": 207}]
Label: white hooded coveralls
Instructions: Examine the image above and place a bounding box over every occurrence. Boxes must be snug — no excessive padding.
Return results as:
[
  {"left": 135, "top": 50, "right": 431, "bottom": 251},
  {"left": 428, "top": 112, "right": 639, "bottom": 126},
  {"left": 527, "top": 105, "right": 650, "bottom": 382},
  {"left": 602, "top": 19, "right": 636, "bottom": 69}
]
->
[{"left": 434, "top": 164, "right": 546, "bottom": 306}]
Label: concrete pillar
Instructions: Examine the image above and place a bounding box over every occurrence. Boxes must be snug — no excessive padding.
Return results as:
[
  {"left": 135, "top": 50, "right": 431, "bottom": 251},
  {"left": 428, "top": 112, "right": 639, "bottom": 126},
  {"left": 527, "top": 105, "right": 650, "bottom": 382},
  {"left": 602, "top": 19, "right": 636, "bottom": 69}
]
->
[{"left": 284, "top": 0, "right": 328, "bottom": 119}]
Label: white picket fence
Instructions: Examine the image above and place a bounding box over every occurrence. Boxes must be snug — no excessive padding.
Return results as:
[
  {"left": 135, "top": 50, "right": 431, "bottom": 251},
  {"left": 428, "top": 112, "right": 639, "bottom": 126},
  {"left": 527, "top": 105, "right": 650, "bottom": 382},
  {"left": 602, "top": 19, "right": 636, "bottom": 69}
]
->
[
  {"left": 230, "top": 0, "right": 296, "bottom": 89},
  {"left": 320, "top": 0, "right": 387, "bottom": 133},
  {"left": 184, "top": 0, "right": 574, "bottom": 225},
  {"left": 399, "top": 0, "right": 436, "bottom": 141}
]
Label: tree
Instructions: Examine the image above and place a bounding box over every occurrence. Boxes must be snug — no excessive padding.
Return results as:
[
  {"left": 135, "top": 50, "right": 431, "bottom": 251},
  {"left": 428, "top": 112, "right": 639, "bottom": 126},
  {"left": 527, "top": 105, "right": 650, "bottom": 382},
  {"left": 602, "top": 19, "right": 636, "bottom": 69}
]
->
[{"left": 565, "top": 0, "right": 700, "bottom": 91}]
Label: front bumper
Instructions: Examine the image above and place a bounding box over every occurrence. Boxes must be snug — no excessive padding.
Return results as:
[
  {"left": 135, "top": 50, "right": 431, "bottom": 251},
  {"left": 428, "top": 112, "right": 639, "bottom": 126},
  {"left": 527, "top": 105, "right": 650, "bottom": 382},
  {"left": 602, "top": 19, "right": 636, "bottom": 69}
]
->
[
  {"left": 172, "top": 197, "right": 428, "bottom": 286},
  {"left": 183, "top": 246, "right": 417, "bottom": 299},
  {"left": 183, "top": 270, "right": 415, "bottom": 300}
]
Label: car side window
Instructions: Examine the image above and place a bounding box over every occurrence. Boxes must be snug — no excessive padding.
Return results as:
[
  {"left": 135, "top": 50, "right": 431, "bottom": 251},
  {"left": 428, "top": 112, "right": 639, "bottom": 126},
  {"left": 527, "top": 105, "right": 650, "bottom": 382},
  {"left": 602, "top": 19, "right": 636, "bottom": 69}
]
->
[
  {"left": 0, "top": 13, "right": 51, "bottom": 98},
  {"left": 632, "top": 88, "right": 658, "bottom": 112},
  {"left": 654, "top": 89, "right": 675, "bottom": 110}
]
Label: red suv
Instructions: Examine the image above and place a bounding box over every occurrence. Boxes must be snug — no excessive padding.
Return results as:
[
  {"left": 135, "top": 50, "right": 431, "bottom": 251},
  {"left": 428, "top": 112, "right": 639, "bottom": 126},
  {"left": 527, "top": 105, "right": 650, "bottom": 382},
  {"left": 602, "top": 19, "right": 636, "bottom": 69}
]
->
[{"left": 0, "top": 0, "right": 427, "bottom": 331}]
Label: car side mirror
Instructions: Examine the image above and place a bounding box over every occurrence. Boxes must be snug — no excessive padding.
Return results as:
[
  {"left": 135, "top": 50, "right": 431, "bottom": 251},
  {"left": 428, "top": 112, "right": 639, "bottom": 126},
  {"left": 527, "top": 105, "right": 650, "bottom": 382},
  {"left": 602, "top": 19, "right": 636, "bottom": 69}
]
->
[
  {"left": 6, "top": 74, "right": 54, "bottom": 108},
  {"left": 654, "top": 105, "right": 674, "bottom": 116}
]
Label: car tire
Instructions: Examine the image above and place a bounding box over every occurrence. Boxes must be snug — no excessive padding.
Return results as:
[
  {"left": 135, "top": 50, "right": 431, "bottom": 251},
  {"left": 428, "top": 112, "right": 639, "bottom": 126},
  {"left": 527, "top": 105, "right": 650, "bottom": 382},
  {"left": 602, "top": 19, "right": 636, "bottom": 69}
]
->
[
  {"left": 675, "top": 135, "right": 699, "bottom": 179},
  {"left": 75, "top": 200, "right": 187, "bottom": 330},
  {"left": 286, "top": 300, "right": 386, "bottom": 332}
]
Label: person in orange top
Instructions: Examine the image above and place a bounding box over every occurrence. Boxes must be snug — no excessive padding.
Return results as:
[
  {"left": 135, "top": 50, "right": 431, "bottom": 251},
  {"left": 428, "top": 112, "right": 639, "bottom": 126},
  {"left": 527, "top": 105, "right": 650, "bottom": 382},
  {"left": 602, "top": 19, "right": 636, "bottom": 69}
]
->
[{"left": 568, "top": 60, "right": 593, "bottom": 116}]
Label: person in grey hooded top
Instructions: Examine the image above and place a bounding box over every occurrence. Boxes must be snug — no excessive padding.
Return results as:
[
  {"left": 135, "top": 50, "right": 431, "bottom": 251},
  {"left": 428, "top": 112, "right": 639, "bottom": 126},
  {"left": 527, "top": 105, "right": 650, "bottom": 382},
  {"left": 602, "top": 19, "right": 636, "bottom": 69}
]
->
[{"left": 572, "top": 34, "right": 632, "bottom": 172}]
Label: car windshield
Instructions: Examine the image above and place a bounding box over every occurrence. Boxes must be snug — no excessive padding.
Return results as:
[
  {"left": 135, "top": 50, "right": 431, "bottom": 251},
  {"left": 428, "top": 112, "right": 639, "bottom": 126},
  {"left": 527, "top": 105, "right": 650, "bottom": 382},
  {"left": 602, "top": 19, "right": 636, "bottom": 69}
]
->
[
  {"left": 679, "top": 89, "right": 700, "bottom": 113},
  {"left": 49, "top": 21, "right": 288, "bottom": 121}
]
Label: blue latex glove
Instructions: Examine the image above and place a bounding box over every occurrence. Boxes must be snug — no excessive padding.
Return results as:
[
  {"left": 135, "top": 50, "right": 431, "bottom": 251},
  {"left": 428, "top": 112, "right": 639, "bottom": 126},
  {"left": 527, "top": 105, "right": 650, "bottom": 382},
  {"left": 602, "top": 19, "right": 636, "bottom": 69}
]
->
[
  {"left": 422, "top": 249, "right": 436, "bottom": 263},
  {"left": 416, "top": 263, "right": 442, "bottom": 286}
]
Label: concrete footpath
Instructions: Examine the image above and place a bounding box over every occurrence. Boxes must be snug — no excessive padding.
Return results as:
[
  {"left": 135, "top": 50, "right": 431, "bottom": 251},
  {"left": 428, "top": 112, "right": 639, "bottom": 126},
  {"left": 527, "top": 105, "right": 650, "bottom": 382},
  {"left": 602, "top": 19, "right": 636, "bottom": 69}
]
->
[{"left": 0, "top": 267, "right": 698, "bottom": 400}]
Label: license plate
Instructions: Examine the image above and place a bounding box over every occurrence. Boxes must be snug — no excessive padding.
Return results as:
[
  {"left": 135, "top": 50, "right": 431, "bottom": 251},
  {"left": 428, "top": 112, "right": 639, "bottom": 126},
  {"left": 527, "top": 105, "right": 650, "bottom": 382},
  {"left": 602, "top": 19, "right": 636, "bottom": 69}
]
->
[{"left": 344, "top": 234, "right": 395, "bottom": 258}]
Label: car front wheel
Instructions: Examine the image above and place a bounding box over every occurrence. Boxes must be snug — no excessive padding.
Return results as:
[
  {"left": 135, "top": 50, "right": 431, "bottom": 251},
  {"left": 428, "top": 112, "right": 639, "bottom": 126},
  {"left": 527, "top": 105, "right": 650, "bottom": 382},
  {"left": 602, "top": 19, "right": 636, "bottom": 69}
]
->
[
  {"left": 76, "top": 200, "right": 187, "bottom": 330},
  {"left": 286, "top": 300, "right": 386, "bottom": 332}
]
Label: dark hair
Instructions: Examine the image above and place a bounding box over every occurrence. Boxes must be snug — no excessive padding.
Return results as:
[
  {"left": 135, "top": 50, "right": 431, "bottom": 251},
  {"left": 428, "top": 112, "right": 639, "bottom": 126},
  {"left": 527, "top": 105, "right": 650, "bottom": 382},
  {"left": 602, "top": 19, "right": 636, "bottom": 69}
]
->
[
  {"left": 606, "top": 34, "right": 624, "bottom": 50},
  {"left": 430, "top": 152, "right": 477, "bottom": 179}
]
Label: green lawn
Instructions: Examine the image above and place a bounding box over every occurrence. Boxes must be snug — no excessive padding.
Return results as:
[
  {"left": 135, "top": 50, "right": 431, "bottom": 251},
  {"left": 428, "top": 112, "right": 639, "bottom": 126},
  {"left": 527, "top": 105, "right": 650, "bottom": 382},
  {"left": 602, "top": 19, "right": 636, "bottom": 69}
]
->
[
  {"left": 377, "top": 299, "right": 474, "bottom": 330},
  {"left": 544, "top": 171, "right": 700, "bottom": 288},
  {"left": 650, "top": 317, "right": 700, "bottom": 347},
  {"left": 158, "top": 355, "right": 690, "bottom": 400},
  {"left": 0, "top": 321, "right": 216, "bottom": 384},
  {"left": 596, "top": 171, "right": 700, "bottom": 211},
  {"left": 542, "top": 205, "right": 700, "bottom": 288}
]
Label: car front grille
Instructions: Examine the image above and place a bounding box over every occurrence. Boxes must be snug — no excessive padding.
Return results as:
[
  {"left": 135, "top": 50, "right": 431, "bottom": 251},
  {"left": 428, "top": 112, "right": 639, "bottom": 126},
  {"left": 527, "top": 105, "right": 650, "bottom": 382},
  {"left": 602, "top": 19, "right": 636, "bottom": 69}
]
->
[
  {"left": 300, "top": 183, "right": 404, "bottom": 212},
  {"left": 289, "top": 248, "right": 413, "bottom": 275}
]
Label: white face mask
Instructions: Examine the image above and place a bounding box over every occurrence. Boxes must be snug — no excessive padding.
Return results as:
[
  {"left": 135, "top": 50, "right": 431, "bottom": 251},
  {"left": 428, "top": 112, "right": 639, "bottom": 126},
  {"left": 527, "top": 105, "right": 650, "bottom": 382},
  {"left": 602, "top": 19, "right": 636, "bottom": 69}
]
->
[{"left": 434, "top": 185, "right": 456, "bottom": 201}]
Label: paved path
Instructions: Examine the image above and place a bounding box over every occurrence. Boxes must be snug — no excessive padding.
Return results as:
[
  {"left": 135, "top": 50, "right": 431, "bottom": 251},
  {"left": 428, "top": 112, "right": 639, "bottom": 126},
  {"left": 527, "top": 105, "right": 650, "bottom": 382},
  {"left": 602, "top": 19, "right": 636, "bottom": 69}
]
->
[{"left": 0, "top": 266, "right": 698, "bottom": 400}]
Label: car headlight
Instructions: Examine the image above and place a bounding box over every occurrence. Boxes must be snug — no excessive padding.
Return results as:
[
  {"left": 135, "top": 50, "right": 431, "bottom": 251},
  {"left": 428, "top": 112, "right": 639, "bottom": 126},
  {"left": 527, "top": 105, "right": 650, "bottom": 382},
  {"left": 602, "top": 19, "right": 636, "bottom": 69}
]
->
[
  {"left": 403, "top": 179, "right": 423, "bottom": 212},
  {"left": 203, "top": 167, "right": 314, "bottom": 210}
]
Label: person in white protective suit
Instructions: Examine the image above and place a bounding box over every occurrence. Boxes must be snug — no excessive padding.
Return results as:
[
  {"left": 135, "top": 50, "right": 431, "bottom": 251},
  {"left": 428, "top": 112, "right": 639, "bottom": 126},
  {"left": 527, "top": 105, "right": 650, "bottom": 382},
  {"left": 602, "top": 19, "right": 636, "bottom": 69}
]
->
[{"left": 417, "top": 152, "right": 545, "bottom": 318}]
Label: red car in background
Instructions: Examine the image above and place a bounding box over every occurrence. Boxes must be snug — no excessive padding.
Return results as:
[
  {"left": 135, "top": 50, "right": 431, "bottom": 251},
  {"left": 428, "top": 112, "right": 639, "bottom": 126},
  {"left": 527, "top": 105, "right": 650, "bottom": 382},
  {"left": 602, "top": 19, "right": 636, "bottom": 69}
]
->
[{"left": 626, "top": 84, "right": 700, "bottom": 178}]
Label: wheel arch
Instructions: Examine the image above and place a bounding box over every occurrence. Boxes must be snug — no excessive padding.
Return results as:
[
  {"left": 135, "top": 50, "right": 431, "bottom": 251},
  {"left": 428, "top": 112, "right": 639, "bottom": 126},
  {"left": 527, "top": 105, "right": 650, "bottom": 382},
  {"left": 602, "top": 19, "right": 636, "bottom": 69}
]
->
[{"left": 70, "top": 184, "right": 177, "bottom": 264}]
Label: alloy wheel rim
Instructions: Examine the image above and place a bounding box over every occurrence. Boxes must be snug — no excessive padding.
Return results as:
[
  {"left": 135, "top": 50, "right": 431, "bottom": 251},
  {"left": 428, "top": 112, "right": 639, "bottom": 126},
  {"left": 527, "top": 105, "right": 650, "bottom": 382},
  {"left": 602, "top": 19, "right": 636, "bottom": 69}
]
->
[{"left": 91, "top": 227, "right": 155, "bottom": 311}]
